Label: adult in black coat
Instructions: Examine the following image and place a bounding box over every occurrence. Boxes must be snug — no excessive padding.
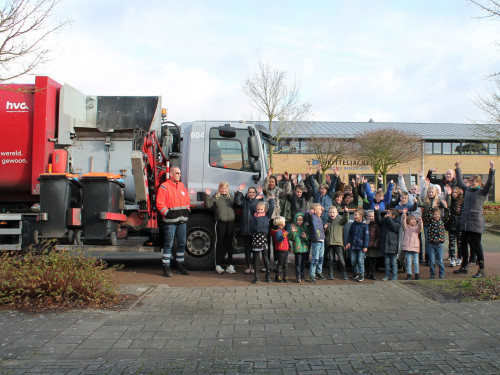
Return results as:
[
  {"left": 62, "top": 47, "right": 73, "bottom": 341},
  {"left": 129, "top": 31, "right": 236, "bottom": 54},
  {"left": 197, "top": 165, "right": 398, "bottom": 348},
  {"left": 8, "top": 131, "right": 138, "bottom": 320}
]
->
[{"left": 453, "top": 161, "right": 495, "bottom": 278}]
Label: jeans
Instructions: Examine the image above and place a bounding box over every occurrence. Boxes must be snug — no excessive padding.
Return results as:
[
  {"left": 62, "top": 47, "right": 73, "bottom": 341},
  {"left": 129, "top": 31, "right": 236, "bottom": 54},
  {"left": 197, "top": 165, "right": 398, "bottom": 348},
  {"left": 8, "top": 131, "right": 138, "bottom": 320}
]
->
[
  {"left": 294, "top": 253, "right": 307, "bottom": 277},
  {"left": 405, "top": 251, "right": 419, "bottom": 275},
  {"left": 310, "top": 241, "right": 325, "bottom": 276},
  {"left": 351, "top": 249, "right": 365, "bottom": 277},
  {"left": 162, "top": 222, "right": 187, "bottom": 266},
  {"left": 428, "top": 242, "right": 444, "bottom": 278},
  {"left": 385, "top": 253, "right": 397, "bottom": 280}
]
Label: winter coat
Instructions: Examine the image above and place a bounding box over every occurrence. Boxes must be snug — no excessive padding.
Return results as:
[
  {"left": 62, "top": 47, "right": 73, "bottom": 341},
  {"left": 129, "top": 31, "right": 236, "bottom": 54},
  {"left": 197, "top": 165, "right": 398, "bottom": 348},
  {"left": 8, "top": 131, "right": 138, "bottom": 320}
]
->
[
  {"left": 365, "top": 181, "right": 394, "bottom": 211},
  {"left": 250, "top": 199, "right": 275, "bottom": 234},
  {"left": 325, "top": 212, "right": 348, "bottom": 247},
  {"left": 309, "top": 174, "right": 337, "bottom": 224},
  {"left": 368, "top": 221, "right": 380, "bottom": 249},
  {"left": 427, "top": 218, "right": 445, "bottom": 244},
  {"left": 205, "top": 193, "right": 235, "bottom": 222},
  {"left": 375, "top": 210, "right": 401, "bottom": 254},
  {"left": 270, "top": 228, "right": 290, "bottom": 251},
  {"left": 288, "top": 213, "right": 310, "bottom": 254},
  {"left": 234, "top": 191, "right": 261, "bottom": 235},
  {"left": 456, "top": 167, "right": 495, "bottom": 233},
  {"left": 263, "top": 177, "right": 291, "bottom": 219},
  {"left": 401, "top": 212, "right": 422, "bottom": 253},
  {"left": 426, "top": 170, "right": 458, "bottom": 191},
  {"left": 445, "top": 196, "right": 462, "bottom": 232},
  {"left": 304, "top": 211, "right": 325, "bottom": 243},
  {"left": 346, "top": 221, "right": 369, "bottom": 250}
]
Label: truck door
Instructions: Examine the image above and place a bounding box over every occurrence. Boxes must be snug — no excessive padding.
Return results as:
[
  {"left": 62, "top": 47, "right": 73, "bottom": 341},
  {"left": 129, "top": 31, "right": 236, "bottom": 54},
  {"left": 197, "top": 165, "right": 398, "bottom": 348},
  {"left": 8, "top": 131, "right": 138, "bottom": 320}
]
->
[{"left": 202, "top": 127, "right": 259, "bottom": 193}]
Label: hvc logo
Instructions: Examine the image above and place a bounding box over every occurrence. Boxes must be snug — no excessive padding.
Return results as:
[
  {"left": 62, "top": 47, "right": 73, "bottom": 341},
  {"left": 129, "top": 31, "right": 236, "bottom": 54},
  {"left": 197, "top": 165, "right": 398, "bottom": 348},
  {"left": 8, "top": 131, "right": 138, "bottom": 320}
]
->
[{"left": 6, "top": 101, "right": 29, "bottom": 112}]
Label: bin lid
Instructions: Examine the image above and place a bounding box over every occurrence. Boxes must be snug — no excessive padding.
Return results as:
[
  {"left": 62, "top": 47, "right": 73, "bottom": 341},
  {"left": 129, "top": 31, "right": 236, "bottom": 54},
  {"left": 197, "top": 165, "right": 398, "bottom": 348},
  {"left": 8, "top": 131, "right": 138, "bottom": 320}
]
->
[
  {"left": 82, "top": 172, "right": 122, "bottom": 179},
  {"left": 39, "top": 173, "right": 79, "bottom": 179}
]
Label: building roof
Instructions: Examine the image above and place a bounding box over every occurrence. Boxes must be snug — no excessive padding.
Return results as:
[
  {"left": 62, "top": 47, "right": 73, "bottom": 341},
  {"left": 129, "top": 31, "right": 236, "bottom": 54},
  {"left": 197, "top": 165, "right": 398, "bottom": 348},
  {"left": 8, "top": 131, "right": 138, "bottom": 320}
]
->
[{"left": 252, "top": 121, "right": 485, "bottom": 141}]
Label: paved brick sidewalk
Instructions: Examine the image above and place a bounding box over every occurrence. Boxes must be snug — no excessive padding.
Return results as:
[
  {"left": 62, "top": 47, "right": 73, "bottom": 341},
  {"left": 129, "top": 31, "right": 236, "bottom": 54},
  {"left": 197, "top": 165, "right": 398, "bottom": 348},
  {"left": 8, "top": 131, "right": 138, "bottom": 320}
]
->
[{"left": 1, "top": 283, "right": 499, "bottom": 374}]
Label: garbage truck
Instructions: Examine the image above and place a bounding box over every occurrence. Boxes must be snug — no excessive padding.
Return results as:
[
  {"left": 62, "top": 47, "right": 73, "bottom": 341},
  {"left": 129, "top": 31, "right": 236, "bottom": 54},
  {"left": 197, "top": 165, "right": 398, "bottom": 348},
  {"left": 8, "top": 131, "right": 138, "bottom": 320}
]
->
[{"left": 0, "top": 76, "right": 275, "bottom": 270}]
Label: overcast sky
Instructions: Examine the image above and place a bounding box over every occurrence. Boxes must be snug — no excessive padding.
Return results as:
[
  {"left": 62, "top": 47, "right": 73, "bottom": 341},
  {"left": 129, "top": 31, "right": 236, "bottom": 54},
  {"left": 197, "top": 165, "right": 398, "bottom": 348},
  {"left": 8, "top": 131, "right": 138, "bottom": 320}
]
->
[{"left": 26, "top": 0, "right": 500, "bottom": 124}]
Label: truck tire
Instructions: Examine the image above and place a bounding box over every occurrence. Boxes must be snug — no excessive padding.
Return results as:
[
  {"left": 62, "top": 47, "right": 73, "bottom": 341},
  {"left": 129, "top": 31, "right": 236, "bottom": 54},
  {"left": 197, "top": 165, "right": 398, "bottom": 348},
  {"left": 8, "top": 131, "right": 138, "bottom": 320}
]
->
[{"left": 184, "top": 214, "right": 215, "bottom": 271}]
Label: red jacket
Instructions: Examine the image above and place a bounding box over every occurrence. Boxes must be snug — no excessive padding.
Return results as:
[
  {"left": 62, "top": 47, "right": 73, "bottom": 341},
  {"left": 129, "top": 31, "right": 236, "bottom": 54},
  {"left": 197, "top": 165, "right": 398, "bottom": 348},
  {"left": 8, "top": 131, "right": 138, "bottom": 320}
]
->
[
  {"left": 156, "top": 179, "right": 190, "bottom": 224},
  {"left": 270, "top": 228, "right": 290, "bottom": 251}
]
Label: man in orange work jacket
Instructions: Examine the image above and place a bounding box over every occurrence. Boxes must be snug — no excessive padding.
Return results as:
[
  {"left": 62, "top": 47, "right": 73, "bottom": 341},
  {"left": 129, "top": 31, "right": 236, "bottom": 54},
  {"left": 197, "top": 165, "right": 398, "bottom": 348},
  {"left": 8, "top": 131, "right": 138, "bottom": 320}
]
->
[{"left": 156, "top": 166, "right": 191, "bottom": 277}]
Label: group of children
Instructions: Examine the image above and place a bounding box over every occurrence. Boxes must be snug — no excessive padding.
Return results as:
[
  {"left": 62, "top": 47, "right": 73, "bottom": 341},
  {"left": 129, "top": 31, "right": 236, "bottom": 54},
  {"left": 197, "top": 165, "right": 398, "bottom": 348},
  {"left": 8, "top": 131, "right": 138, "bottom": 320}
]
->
[{"left": 203, "top": 161, "right": 493, "bottom": 283}]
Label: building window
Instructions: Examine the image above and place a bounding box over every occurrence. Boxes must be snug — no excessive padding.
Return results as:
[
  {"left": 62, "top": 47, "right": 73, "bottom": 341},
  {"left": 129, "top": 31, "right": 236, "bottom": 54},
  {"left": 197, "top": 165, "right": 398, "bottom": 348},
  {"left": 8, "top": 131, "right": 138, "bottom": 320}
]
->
[
  {"left": 425, "top": 142, "right": 432, "bottom": 154},
  {"left": 433, "top": 142, "right": 442, "bottom": 154},
  {"left": 452, "top": 142, "right": 461, "bottom": 154},
  {"left": 489, "top": 143, "right": 498, "bottom": 155},
  {"left": 442, "top": 142, "right": 451, "bottom": 155}
]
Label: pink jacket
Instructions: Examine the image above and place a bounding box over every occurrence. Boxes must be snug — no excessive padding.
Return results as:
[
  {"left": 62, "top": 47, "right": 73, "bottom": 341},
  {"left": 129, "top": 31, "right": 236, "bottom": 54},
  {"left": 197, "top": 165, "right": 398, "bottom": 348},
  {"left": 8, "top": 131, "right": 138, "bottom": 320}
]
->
[{"left": 401, "top": 212, "right": 422, "bottom": 253}]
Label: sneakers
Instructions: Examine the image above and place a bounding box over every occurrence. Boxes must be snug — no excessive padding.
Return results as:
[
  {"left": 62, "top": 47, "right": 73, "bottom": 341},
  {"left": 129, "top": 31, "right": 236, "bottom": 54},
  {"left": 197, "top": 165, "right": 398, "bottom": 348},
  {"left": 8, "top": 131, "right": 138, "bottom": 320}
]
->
[
  {"left": 450, "top": 259, "right": 456, "bottom": 267},
  {"left": 226, "top": 265, "right": 236, "bottom": 274},
  {"left": 453, "top": 268, "right": 468, "bottom": 274},
  {"left": 296, "top": 275, "right": 301, "bottom": 283},
  {"left": 275, "top": 275, "right": 283, "bottom": 282},
  {"left": 367, "top": 274, "right": 376, "bottom": 280},
  {"left": 381, "top": 276, "right": 389, "bottom": 281},
  {"left": 308, "top": 276, "right": 317, "bottom": 283},
  {"left": 351, "top": 274, "right": 359, "bottom": 280},
  {"left": 356, "top": 276, "right": 364, "bottom": 282},
  {"left": 406, "top": 274, "right": 412, "bottom": 280},
  {"left": 176, "top": 264, "right": 190, "bottom": 275},
  {"left": 342, "top": 273, "right": 348, "bottom": 280},
  {"left": 283, "top": 276, "right": 288, "bottom": 283},
  {"left": 472, "top": 270, "right": 484, "bottom": 278},
  {"left": 415, "top": 274, "right": 420, "bottom": 280},
  {"left": 163, "top": 265, "right": 172, "bottom": 277},
  {"left": 316, "top": 272, "right": 326, "bottom": 280},
  {"left": 215, "top": 265, "right": 225, "bottom": 274},
  {"left": 244, "top": 267, "right": 251, "bottom": 274},
  {"left": 430, "top": 275, "right": 436, "bottom": 279},
  {"left": 439, "top": 275, "right": 444, "bottom": 279},
  {"left": 327, "top": 273, "right": 334, "bottom": 280},
  {"left": 456, "top": 258, "right": 462, "bottom": 266}
]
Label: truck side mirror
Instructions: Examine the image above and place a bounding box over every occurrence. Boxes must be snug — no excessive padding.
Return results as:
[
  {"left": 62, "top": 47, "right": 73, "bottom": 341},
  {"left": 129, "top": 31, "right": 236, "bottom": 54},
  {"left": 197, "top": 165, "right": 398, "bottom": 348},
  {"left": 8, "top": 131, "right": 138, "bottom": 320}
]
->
[
  {"left": 251, "top": 160, "right": 261, "bottom": 172},
  {"left": 248, "top": 135, "right": 260, "bottom": 158}
]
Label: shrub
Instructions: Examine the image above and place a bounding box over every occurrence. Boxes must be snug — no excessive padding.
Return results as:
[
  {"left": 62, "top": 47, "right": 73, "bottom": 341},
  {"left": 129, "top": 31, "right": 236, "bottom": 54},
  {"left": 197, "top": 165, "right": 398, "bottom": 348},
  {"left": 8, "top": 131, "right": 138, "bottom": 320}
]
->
[{"left": 0, "top": 244, "right": 121, "bottom": 310}]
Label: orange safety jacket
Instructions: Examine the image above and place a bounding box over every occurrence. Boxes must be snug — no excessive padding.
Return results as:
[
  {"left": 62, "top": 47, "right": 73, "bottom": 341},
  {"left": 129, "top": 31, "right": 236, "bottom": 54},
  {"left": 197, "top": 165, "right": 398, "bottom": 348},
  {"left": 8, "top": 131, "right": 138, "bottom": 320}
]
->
[{"left": 156, "top": 179, "right": 190, "bottom": 224}]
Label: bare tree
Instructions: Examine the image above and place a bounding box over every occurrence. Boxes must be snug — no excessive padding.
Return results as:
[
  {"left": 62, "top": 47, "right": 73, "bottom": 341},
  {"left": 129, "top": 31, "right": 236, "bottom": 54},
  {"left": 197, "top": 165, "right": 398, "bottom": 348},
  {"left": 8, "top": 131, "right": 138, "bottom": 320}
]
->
[
  {"left": 473, "top": 76, "right": 500, "bottom": 143},
  {"left": 242, "top": 60, "right": 312, "bottom": 165},
  {"left": 308, "top": 136, "right": 348, "bottom": 179},
  {"left": 0, "top": 0, "right": 68, "bottom": 82},
  {"left": 469, "top": 0, "right": 500, "bottom": 18},
  {"left": 468, "top": 1, "right": 500, "bottom": 142},
  {"left": 352, "top": 129, "right": 423, "bottom": 186}
]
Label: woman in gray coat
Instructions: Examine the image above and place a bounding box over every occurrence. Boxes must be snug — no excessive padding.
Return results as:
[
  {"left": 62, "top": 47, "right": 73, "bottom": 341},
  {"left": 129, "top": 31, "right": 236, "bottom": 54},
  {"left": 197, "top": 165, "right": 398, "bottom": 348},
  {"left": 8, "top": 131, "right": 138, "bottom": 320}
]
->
[{"left": 453, "top": 160, "right": 495, "bottom": 278}]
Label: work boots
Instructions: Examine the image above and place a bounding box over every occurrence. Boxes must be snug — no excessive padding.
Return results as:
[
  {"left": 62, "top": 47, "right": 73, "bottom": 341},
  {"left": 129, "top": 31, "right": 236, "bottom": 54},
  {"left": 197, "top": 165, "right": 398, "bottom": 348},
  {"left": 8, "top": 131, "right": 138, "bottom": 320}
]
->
[
  {"left": 177, "top": 264, "right": 190, "bottom": 275},
  {"left": 163, "top": 266, "right": 172, "bottom": 277}
]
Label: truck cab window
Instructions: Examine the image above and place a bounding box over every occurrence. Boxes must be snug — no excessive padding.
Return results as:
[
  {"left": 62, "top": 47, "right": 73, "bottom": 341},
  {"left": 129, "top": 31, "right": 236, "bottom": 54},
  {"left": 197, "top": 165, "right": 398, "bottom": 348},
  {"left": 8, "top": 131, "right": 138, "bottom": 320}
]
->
[{"left": 209, "top": 128, "right": 253, "bottom": 171}]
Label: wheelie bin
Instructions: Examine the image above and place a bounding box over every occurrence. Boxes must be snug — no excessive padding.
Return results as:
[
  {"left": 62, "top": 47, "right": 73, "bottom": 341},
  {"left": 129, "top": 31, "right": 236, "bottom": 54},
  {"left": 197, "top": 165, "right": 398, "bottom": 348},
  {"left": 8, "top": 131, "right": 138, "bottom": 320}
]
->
[
  {"left": 39, "top": 173, "right": 82, "bottom": 243},
  {"left": 81, "top": 173, "right": 125, "bottom": 245}
]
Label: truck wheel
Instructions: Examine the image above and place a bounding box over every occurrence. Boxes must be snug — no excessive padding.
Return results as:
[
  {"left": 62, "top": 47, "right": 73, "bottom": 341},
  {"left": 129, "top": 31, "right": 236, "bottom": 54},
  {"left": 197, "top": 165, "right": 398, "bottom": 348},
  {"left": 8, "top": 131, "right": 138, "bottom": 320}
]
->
[{"left": 184, "top": 214, "right": 215, "bottom": 271}]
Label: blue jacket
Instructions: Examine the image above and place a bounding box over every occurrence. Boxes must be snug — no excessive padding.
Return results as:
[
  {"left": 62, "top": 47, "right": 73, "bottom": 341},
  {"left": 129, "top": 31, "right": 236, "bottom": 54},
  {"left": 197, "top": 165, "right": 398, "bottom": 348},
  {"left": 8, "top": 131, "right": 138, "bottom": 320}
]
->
[
  {"left": 365, "top": 181, "right": 394, "bottom": 211},
  {"left": 304, "top": 211, "right": 325, "bottom": 242},
  {"left": 309, "top": 174, "right": 337, "bottom": 224},
  {"left": 250, "top": 199, "right": 275, "bottom": 234},
  {"left": 346, "top": 221, "right": 369, "bottom": 250}
]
